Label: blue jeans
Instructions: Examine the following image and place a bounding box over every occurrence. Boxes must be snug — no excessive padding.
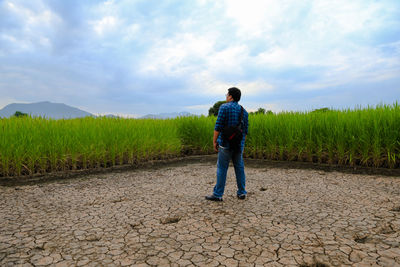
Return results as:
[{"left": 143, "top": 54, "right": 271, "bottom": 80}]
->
[{"left": 213, "top": 146, "right": 247, "bottom": 198}]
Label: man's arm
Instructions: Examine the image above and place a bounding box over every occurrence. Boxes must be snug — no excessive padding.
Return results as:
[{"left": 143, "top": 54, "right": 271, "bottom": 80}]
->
[
  {"left": 213, "top": 130, "right": 220, "bottom": 152},
  {"left": 213, "top": 105, "right": 226, "bottom": 153}
]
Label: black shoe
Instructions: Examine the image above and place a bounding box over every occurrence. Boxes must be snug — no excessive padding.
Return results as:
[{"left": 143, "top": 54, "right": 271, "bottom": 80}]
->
[
  {"left": 237, "top": 194, "right": 246, "bottom": 200},
  {"left": 205, "top": 195, "right": 223, "bottom": 202}
]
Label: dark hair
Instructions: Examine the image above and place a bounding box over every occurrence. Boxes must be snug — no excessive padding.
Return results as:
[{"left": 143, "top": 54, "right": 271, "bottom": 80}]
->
[{"left": 228, "top": 87, "right": 241, "bottom": 102}]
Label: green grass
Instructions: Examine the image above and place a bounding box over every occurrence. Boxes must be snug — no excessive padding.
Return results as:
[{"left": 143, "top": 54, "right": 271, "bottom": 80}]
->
[
  {"left": 246, "top": 103, "right": 400, "bottom": 168},
  {"left": 175, "top": 115, "right": 215, "bottom": 154},
  {"left": 0, "top": 103, "right": 399, "bottom": 177},
  {"left": 0, "top": 116, "right": 181, "bottom": 176}
]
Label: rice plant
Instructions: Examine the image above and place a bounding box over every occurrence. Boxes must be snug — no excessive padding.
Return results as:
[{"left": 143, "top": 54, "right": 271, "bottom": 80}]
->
[
  {"left": 246, "top": 103, "right": 400, "bottom": 168},
  {"left": 0, "top": 102, "right": 398, "bottom": 177},
  {"left": 0, "top": 116, "right": 181, "bottom": 176}
]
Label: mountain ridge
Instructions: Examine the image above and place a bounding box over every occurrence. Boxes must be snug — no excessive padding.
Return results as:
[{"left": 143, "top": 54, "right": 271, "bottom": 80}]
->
[
  {"left": 0, "top": 101, "right": 94, "bottom": 119},
  {"left": 0, "top": 102, "right": 196, "bottom": 119},
  {"left": 140, "top": 111, "right": 193, "bottom": 119}
]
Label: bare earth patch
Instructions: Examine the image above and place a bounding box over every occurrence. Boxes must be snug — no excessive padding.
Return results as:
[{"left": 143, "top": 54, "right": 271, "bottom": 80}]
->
[{"left": 1, "top": 157, "right": 400, "bottom": 266}]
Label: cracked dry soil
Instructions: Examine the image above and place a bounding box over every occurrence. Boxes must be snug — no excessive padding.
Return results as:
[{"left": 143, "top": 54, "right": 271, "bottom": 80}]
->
[{"left": 1, "top": 156, "right": 400, "bottom": 266}]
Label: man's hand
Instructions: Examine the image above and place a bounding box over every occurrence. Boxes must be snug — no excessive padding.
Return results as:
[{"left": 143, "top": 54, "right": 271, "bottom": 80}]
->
[
  {"left": 213, "top": 130, "right": 220, "bottom": 153},
  {"left": 213, "top": 142, "right": 219, "bottom": 152}
]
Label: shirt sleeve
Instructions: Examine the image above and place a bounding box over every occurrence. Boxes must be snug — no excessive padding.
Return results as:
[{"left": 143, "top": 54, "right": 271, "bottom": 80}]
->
[
  {"left": 243, "top": 111, "right": 249, "bottom": 135},
  {"left": 214, "top": 105, "right": 226, "bottom": 132}
]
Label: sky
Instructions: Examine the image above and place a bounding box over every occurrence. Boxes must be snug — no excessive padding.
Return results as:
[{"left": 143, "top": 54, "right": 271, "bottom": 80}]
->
[{"left": 0, "top": 0, "right": 399, "bottom": 117}]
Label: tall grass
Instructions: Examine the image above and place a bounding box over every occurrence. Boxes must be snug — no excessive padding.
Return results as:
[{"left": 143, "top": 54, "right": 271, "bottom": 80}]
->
[
  {"left": 0, "top": 103, "right": 399, "bottom": 177},
  {"left": 175, "top": 115, "right": 215, "bottom": 154},
  {"left": 0, "top": 117, "right": 181, "bottom": 177},
  {"left": 246, "top": 103, "right": 400, "bottom": 168}
]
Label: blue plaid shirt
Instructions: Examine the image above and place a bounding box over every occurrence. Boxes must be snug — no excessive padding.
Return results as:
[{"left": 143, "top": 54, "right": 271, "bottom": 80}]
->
[{"left": 215, "top": 101, "right": 249, "bottom": 150}]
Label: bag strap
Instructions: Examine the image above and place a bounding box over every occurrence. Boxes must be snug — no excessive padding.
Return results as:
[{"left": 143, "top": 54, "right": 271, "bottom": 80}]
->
[{"left": 237, "top": 106, "right": 243, "bottom": 127}]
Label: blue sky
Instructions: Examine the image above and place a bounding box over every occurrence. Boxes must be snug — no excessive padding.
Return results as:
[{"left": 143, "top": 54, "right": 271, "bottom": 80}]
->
[{"left": 0, "top": 0, "right": 399, "bottom": 117}]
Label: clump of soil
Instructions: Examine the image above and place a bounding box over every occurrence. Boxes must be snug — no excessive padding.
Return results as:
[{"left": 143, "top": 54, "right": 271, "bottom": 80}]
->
[
  {"left": 354, "top": 233, "right": 369, "bottom": 244},
  {"left": 299, "top": 262, "right": 329, "bottom": 267},
  {"left": 160, "top": 216, "right": 181, "bottom": 224},
  {"left": 354, "top": 236, "right": 368, "bottom": 243},
  {"left": 390, "top": 206, "right": 400, "bottom": 212}
]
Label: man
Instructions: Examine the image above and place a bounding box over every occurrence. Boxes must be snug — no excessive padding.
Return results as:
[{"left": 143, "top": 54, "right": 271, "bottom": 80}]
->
[{"left": 206, "top": 87, "right": 249, "bottom": 201}]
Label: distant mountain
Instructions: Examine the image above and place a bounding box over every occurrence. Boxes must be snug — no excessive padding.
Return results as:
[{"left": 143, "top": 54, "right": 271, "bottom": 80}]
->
[
  {"left": 98, "top": 114, "right": 119, "bottom": 118},
  {"left": 140, "top": 111, "right": 194, "bottom": 119},
  {"left": 105, "top": 114, "right": 119, "bottom": 118},
  {"left": 0, "top": 101, "right": 94, "bottom": 119}
]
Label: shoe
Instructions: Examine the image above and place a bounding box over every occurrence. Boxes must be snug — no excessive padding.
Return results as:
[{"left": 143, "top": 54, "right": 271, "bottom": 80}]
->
[
  {"left": 237, "top": 194, "right": 246, "bottom": 200},
  {"left": 205, "top": 195, "right": 223, "bottom": 202}
]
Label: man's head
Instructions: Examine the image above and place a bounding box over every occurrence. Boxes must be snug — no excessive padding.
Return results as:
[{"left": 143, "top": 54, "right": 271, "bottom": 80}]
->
[{"left": 227, "top": 87, "right": 241, "bottom": 102}]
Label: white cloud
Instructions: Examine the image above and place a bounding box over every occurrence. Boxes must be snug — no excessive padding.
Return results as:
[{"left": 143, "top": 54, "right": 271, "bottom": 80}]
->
[
  {"left": 296, "top": 41, "right": 400, "bottom": 91},
  {"left": 139, "top": 33, "right": 216, "bottom": 75},
  {"left": 5, "top": 1, "right": 57, "bottom": 28},
  {"left": 191, "top": 70, "right": 274, "bottom": 97},
  {"left": 122, "top": 23, "right": 140, "bottom": 42},
  {"left": 0, "top": 97, "right": 20, "bottom": 109},
  {"left": 91, "top": 16, "right": 118, "bottom": 36},
  {"left": 223, "top": 0, "right": 284, "bottom": 38},
  {"left": 1, "top": 33, "right": 18, "bottom": 44},
  {"left": 309, "top": 0, "right": 382, "bottom": 34},
  {"left": 223, "top": 0, "right": 393, "bottom": 68},
  {"left": 223, "top": 0, "right": 384, "bottom": 40},
  {"left": 257, "top": 45, "right": 310, "bottom": 68},
  {"left": 206, "top": 45, "right": 248, "bottom": 74},
  {"left": 196, "top": 0, "right": 214, "bottom": 6},
  {"left": 1, "top": 1, "right": 59, "bottom": 52},
  {"left": 237, "top": 81, "right": 274, "bottom": 95},
  {"left": 0, "top": 0, "right": 399, "bottom": 115}
]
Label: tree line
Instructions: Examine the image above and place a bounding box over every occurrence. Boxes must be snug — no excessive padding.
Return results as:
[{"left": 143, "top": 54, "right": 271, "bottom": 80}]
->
[{"left": 208, "top": 101, "right": 272, "bottom": 116}]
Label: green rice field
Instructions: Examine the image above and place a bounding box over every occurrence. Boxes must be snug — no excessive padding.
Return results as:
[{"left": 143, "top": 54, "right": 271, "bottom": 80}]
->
[{"left": 0, "top": 103, "right": 399, "bottom": 177}]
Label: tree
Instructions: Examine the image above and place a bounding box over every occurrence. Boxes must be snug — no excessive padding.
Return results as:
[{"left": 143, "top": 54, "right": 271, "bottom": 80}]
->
[
  {"left": 208, "top": 101, "right": 226, "bottom": 116},
  {"left": 14, "top": 111, "right": 28, "bottom": 117},
  {"left": 255, "top": 108, "right": 266, "bottom": 114},
  {"left": 249, "top": 108, "right": 273, "bottom": 115},
  {"left": 312, "top": 107, "right": 330, "bottom": 113}
]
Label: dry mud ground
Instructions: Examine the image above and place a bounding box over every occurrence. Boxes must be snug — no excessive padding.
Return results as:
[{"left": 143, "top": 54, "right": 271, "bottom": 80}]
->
[{"left": 1, "top": 156, "right": 400, "bottom": 267}]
